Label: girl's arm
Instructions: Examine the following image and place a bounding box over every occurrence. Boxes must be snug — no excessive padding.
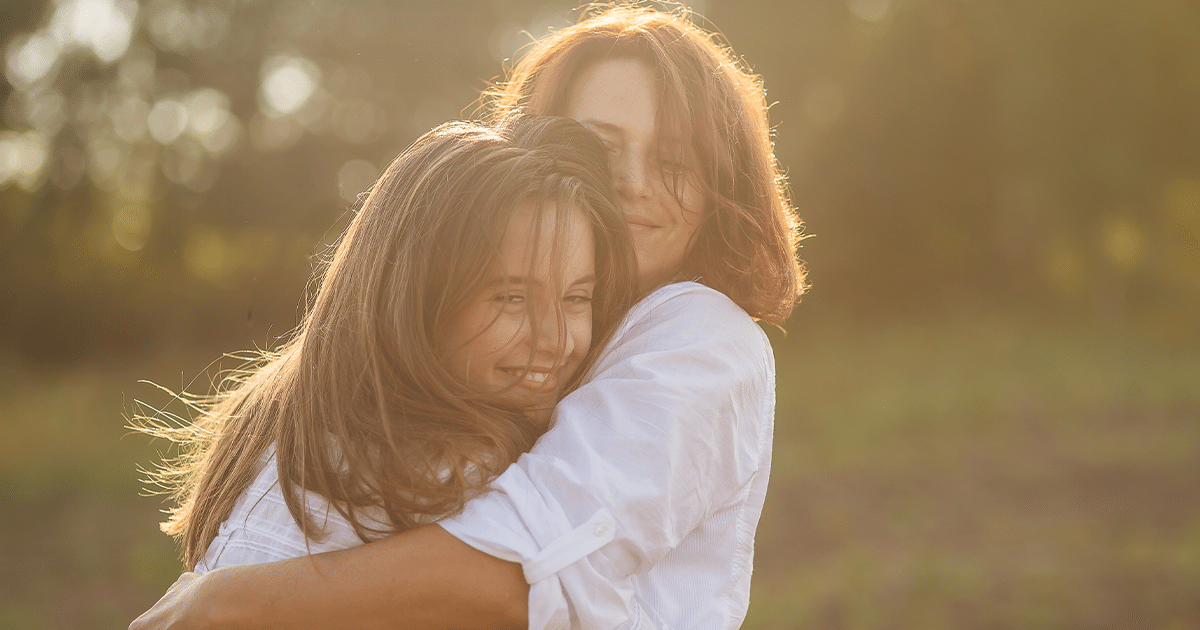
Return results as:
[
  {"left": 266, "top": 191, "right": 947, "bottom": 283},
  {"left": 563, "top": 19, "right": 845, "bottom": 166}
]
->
[{"left": 130, "top": 524, "right": 528, "bottom": 630}]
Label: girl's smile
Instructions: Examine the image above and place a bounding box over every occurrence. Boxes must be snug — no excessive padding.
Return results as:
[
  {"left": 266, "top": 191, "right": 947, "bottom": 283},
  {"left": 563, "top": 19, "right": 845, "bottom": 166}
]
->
[{"left": 444, "top": 200, "right": 595, "bottom": 413}]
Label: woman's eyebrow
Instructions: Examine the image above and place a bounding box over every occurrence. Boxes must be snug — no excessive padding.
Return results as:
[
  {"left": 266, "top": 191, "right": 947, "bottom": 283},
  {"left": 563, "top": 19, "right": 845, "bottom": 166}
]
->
[
  {"left": 490, "top": 274, "right": 596, "bottom": 287},
  {"left": 576, "top": 119, "right": 623, "bottom": 138}
]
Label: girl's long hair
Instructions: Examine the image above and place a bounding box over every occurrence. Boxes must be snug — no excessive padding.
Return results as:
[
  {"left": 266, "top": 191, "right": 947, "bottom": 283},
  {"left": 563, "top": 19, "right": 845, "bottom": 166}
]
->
[
  {"left": 140, "top": 117, "right": 637, "bottom": 569},
  {"left": 485, "top": 3, "right": 807, "bottom": 324}
]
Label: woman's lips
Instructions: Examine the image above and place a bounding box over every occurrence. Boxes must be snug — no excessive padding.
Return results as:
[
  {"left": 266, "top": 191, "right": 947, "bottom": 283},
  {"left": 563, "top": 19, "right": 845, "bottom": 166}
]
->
[{"left": 624, "top": 214, "right": 658, "bottom": 230}]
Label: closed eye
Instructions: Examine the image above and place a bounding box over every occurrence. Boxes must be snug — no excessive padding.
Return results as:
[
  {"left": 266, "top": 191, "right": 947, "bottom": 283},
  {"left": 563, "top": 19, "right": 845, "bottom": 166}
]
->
[
  {"left": 493, "top": 292, "right": 525, "bottom": 305},
  {"left": 657, "top": 154, "right": 691, "bottom": 176}
]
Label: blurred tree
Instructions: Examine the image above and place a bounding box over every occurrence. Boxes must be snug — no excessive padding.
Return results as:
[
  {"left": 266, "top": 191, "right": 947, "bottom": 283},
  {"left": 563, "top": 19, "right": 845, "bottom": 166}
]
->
[
  {"left": 0, "top": 0, "right": 584, "bottom": 364},
  {"left": 714, "top": 0, "right": 1200, "bottom": 334},
  {"left": 2, "top": 0, "right": 1198, "bottom": 367}
]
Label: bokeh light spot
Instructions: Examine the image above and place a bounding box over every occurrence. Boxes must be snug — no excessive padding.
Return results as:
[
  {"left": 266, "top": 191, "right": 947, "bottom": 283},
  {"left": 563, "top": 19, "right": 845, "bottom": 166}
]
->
[
  {"left": 5, "top": 33, "right": 61, "bottom": 90},
  {"left": 847, "top": 0, "right": 890, "bottom": 22},
  {"left": 86, "top": 134, "right": 123, "bottom": 187},
  {"left": 148, "top": 0, "right": 191, "bottom": 52},
  {"left": 337, "top": 159, "right": 378, "bottom": 204},
  {"left": 1101, "top": 216, "right": 1143, "bottom": 271},
  {"left": 259, "top": 55, "right": 321, "bottom": 117},
  {"left": 51, "top": 0, "right": 137, "bottom": 63},
  {"left": 185, "top": 88, "right": 242, "bottom": 155},
  {"left": 111, "top": 199, "right": 152, "bottom": 251},
  {"left": 117, "top": 45, "right": 157, "bottom": 90},
  {"left": 147, "top": 98, "right": 189, "bottom": 144},
  {"left": 0, "top": 130, "right": 51, "bottom": 191},
  {"left": 21, "top": 89, "right": 69, "bottom": 135},
  {"left": 110, "top": 95, "right": 150, "bottom": 143}
]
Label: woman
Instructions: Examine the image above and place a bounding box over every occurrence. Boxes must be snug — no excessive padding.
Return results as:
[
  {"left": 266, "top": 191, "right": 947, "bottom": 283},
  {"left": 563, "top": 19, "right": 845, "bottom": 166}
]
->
[
  {"left": 138, "top": 115, "right": 637, "bottom": 575},
  {"left": 132, "top": 5, "right": 804, "bottom": 630}
]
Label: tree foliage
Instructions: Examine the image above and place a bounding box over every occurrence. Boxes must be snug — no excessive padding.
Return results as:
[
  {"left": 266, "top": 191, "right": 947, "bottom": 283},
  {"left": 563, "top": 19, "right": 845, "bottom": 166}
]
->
[{"left": 2, "top": 0, "right": 1198, "bottom": 364}]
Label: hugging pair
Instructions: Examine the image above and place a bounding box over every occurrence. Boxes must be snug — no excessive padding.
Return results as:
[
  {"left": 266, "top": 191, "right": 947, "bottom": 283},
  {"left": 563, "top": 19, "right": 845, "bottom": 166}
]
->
[{"left": 134, "top": 6, "right": 805, "bottom": 629}]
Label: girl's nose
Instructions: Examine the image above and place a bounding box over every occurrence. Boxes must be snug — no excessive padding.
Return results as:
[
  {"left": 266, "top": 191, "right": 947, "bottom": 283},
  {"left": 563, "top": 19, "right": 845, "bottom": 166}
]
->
[{"left": 527, "top": 300, "right": 571, "bottom": 362}]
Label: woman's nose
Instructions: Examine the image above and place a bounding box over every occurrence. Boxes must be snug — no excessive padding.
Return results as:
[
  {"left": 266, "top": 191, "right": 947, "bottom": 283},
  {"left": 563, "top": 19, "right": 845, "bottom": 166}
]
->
[{"left": 613, "top": 151, "right": 651, "bottom": 201}]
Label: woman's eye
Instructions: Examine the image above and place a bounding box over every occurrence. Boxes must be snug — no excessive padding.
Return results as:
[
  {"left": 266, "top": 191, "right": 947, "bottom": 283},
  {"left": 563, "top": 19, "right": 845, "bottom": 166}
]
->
[
  {"left": 494, "top": 292, "right": 524, "bottom": 305},
  {"left": 657, "top": 156, "right": 690, "bottom": 175}
]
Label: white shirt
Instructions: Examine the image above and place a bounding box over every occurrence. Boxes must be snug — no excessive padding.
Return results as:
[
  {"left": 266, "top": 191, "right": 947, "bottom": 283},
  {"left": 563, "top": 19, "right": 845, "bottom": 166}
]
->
[
  {"left": 197, "top": 282, "right": 775, "bottom": 630},
  {"left": 440, "top": 281, "right": 775, "bottom": 630},
  {"left": 193, "top": 444, "right": 394, "bottom": 573}
]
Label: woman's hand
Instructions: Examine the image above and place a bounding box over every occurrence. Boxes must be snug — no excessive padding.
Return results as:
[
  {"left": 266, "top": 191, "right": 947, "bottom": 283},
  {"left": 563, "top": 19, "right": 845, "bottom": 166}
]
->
[{"left": 130, "top": 572, "right": 217, "bottom": 630}]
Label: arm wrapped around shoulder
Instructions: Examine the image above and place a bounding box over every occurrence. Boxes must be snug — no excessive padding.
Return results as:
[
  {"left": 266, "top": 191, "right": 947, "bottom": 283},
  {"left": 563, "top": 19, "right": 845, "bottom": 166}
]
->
[{"left": 440, "top": 281, "right": 776, "bottom": 630}]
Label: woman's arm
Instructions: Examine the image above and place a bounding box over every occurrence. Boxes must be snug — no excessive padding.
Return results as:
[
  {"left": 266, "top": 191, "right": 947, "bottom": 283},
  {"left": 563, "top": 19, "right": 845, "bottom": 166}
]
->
[
  {"left": 130, "top": 524, "right": 527, "bottom": 630},
  {"left": 133, "top": 282, "right": 773, "bottom": 630},
  {"left": 440, "top": 282, "right": 775, "bottom": 629}
]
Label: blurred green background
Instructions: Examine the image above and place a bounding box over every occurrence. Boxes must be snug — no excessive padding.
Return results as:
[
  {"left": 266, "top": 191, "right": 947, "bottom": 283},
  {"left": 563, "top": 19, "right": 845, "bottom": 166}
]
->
[{"left": 2, "top": 0, "right": 1198, "bottom": 628}]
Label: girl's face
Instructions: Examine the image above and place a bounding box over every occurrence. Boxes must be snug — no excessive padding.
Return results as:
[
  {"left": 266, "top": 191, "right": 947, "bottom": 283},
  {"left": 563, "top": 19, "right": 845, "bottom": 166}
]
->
[
  {"left": 564, "top": 57, "right": 706, "bottom": 293},
  {"left": 443, "top": 201, "right": 595, "bottom": 415}
]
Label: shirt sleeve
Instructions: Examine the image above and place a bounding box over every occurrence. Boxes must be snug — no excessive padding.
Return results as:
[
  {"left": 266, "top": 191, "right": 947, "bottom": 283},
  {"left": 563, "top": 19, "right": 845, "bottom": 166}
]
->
[{"left": 438, "top": 282, "right": 774, "bottom": 630}]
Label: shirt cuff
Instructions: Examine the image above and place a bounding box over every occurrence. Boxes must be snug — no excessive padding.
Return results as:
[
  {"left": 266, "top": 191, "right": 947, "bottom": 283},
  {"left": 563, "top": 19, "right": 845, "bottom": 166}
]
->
[{"left": 438, "top": 464, "right": 624, "bottom": 630}]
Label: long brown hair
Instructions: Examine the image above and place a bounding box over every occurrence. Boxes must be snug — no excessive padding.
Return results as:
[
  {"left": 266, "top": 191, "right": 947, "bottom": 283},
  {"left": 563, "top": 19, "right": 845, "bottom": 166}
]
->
[
  {"left": 485, "top": 3, "right": 806, "bottom": 324},
  {"left": 141, "top": 117, "right": 637, "bottom": 569}
]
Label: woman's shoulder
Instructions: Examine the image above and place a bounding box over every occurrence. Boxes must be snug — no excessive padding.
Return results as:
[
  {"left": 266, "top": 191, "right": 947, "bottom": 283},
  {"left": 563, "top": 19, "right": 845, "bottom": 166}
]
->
[
  {"left": 622, "top": 281, "right": 766, "bottom": 343},
  {"left": 597, "top": 281, "right": 772, "bottom": 373}
]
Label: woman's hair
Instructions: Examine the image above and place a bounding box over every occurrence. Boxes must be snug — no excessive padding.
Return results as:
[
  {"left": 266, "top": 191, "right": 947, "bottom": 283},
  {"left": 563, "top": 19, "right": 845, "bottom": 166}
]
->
[
  {"left": 143, "top": 117, "right": 637, "bottom": 569},
  {"left": 485, "top": 3, "right": 806, "bottom": 324}
]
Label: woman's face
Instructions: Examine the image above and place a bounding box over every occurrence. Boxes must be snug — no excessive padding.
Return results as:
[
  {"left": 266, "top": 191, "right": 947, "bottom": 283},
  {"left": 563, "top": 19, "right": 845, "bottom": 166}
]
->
[
  {"left": 443, "top": 201, "right": 595, "bottom": 415},
  {"left": 563, "top": 57, "right": 706, "bottom": 293}
]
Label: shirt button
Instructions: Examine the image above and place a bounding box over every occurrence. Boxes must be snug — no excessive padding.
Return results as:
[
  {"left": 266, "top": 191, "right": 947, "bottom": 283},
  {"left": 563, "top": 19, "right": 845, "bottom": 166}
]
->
[{"left": 594, "top": 523, "right": 610, "bottom": 537}]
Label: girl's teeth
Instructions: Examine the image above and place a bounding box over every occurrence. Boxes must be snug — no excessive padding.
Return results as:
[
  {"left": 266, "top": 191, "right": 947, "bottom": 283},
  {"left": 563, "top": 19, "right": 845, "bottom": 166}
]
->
[{"left": 500, "top": 368, "right": 552, "bottom": 384}]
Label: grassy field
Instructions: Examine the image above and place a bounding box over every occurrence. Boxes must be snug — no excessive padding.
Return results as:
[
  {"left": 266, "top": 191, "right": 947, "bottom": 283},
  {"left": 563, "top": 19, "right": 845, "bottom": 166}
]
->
[{"left": 1, "top": 314, "right": 1197, "bottom": 629}]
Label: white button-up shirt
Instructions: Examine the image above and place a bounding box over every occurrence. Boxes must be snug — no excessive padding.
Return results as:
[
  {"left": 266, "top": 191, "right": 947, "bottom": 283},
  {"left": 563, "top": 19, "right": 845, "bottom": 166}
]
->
[
  {"left": 440, "top": 281, "right": 776, "bottom": 630},
  {"left": 193, "top": 444, "right": 397, "bottom": 573},
  {"left": 196, "top": 282, "right": 775, "bottom": 630}
]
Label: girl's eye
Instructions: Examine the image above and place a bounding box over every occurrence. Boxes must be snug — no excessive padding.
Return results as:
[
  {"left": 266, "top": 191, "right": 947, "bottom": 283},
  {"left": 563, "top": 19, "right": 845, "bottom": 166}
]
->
[
  {"left": 563, "top": 293, "right": 593, "bottom": 312},
  {"left": 493, "top": 292, "right": 524, "bottom": 305}
]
